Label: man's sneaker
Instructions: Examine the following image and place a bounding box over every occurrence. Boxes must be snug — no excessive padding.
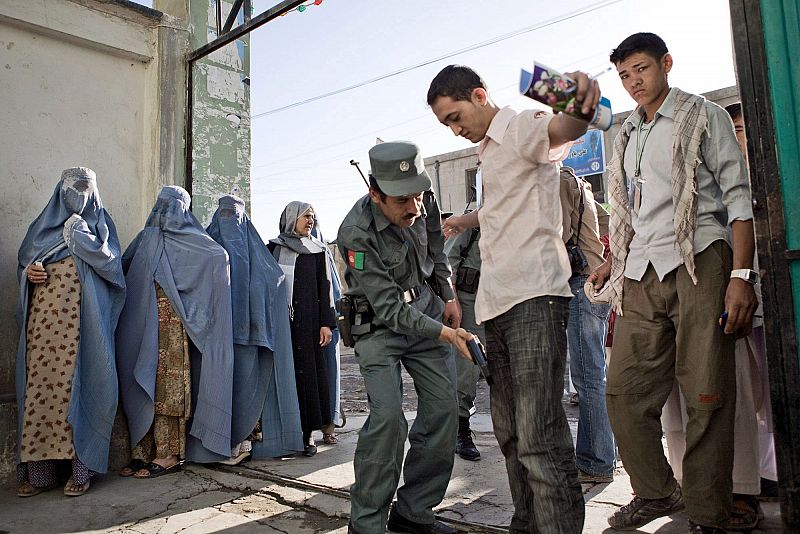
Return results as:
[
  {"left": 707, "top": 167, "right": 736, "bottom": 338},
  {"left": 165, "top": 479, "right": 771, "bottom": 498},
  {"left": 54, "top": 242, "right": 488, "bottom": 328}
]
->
[
  {"left": 607, "top": 486, "right": 685, "bottom": 530},
  {"left": 455, "top": 417, "right": 480, "bottom": 461},
  {"left": 578, "top": 468, "right": 613, "bottom": 484},
  {"left": 386, "top": 504, "right": 456, "bottom": 534},
  {"left": 688, "top": 520, "right": 726, "bottom": 533}
]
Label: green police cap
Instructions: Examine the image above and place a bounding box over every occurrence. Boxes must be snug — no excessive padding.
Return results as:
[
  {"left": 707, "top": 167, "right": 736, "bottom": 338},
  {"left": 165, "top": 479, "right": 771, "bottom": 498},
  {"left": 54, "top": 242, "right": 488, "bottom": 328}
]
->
[{"left": 368, "top": 141, "right": 432, "bottom": 197}]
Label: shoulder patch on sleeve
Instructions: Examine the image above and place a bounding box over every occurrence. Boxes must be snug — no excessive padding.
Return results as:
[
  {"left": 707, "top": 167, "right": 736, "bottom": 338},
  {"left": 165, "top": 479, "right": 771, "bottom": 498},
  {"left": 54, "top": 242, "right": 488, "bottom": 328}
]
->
[{"left": 347, "top": 250, "right": 365, "bottom": 270}]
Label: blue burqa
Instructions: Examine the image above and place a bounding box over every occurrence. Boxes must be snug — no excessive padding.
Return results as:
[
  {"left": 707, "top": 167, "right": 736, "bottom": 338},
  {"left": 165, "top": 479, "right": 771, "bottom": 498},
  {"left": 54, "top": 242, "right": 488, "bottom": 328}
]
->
[
  {"left": 16, "top": 167, "right": 126, "bottom": 474},
  {"left": 206, "top": 195, "right": 303, "bottom": 457},
  {"left": 116, "top": 186, "right": 233, "bottom": 462},
  {"left": 311, "top": 222, "right": 343, "bottom": 427}
]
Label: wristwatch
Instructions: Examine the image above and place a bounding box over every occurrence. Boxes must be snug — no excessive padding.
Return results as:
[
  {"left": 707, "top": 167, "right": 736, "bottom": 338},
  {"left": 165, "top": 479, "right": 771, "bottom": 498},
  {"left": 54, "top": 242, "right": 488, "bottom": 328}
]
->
[{"left": 730, "top": 269, "right": 759, "bottom": 285}]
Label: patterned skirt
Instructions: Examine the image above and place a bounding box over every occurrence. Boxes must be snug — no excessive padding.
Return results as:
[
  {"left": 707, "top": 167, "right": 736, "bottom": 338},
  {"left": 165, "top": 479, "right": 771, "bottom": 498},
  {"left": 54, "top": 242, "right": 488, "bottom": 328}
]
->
[
  {"left": 131, "top": 284, "right": 191, "bottom": 461},
  {"left": 20, "top": 256, "right": 80, "bottom": 463}
]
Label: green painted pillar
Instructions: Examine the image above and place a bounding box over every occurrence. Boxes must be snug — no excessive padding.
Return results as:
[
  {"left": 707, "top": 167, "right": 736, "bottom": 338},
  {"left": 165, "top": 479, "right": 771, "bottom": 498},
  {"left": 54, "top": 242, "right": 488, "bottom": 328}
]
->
[
  {"left": 188, "top": 0, "right": 252, "bottom": 225},
  {"left": 761, "top": 0, "right": 800, "bottom": 352},
  {"left": 731, "top": 0, "right": 800, "bottom": 526}
]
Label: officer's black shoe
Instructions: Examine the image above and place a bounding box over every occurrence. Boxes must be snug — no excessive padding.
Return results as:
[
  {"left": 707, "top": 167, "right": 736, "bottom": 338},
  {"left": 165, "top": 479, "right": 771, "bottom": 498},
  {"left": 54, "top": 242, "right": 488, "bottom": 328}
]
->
[
  {"left": 386, "top": 505, "right": 456, "bottom": 534},
  {"left": 455, "top": 416, "right": 480, "bottom": 461}
]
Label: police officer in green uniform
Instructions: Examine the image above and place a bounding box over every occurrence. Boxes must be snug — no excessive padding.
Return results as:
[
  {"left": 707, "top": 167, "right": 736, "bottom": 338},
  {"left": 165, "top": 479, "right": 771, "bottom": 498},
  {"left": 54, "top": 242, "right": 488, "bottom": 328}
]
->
[
  {"left": 444, "top": 222, "right": 484, "bottom": 461},
  {"left": 337, "top": 141, "right": 474, "bottom": 534}
]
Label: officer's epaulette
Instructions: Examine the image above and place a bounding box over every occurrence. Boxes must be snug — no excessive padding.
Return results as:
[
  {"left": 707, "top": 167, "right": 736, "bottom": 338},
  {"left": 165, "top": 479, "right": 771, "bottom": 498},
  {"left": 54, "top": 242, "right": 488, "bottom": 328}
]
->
[
  {"left": 354, "top": 198, "right": 373, "bottom": 231},
  {"left": 340, "top": 195, "right": 373, "bottom": 232}
]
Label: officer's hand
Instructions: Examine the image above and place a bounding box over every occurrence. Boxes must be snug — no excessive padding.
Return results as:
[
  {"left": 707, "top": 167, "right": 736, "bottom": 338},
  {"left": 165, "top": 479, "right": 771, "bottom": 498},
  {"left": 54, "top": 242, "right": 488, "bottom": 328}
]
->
[
  {"left": 443, "top": 298, "right": 461, "bottom": 329},
  {"left": 440, "top": 326, "right": 475, "bottom": 360},
  {"left": 319, "top": 326, "right": 333, "bottom": 347}
]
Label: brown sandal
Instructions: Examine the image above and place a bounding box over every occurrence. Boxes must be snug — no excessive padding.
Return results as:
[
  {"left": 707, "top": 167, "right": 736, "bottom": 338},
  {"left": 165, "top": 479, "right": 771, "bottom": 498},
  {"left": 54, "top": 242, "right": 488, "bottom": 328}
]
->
[
  {"left": 64, "top": 477, "right": 91, "bottom": 497},
  {"left": 17, "top": 481, "right": 58, "bottom": 498},
  {"left": 322, "top": 433, "right": 338, "bottom": 445}
]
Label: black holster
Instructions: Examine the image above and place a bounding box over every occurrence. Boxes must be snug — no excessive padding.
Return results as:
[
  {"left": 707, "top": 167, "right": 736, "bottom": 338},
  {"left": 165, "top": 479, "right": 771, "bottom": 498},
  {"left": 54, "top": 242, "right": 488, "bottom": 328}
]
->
[
  {"left": 456, "top": 266, "right": 480, "bottom": 294},
  {"left": 336, "top": 296, "right": 355, "bottom": 347},
  {"left": 336, "top": 295, "right": 374, "bottom": 348}
]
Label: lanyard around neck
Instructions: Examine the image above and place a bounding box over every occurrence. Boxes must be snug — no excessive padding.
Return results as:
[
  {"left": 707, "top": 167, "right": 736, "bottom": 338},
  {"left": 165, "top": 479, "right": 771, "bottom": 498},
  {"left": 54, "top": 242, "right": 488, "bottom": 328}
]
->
[{"left": 634, "top": 114, "right": 655, "bottom": 178}]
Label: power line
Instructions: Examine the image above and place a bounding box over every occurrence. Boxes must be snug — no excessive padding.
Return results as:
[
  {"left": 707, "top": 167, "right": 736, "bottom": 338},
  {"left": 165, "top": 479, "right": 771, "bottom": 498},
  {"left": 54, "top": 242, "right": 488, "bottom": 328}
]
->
[{"left": 251, "top": 0, "right": 623, "bottom": 118}]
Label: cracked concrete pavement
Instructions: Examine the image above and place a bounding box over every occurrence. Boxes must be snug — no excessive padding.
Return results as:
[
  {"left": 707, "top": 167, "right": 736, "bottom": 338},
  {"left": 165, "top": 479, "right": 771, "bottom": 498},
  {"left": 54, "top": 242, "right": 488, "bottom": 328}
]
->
[{"left": 0, "top": 351, "right": 783, "bottom": 533}]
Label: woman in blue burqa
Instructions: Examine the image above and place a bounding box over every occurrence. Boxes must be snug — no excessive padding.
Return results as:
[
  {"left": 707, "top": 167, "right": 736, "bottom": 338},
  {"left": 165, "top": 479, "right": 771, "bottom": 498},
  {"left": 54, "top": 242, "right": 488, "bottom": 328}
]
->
[
  {"left": 16, "top": 167, "right": 126, "bottom": 497},
  {"left": 116, "top": 185, "right": 234, "bottom": 478},
  {"left": 269, "top": 201, "right": 337, "bottom": 457},
  {"left": 206, "top": 194, "right": 304, "bottom": 462}
]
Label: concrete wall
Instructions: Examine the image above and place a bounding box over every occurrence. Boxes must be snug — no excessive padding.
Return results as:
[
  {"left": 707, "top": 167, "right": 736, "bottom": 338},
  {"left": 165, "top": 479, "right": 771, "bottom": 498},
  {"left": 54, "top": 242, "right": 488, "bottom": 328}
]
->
[{"left": 0, "top": 0, "right": 188, "bottom": 479}]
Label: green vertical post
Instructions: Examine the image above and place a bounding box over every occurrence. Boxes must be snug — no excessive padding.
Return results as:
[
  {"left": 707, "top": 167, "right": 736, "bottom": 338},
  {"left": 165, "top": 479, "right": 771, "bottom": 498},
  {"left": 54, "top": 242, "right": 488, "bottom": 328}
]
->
[
  {"left": 761, "top": 0, "right": 800, "bottom": 352},
  {"left": 731, "top": 0, "right": 800, "bottom": 527},
  {"left": 189, "top": 0, "right": 252, "bottom": 225}
]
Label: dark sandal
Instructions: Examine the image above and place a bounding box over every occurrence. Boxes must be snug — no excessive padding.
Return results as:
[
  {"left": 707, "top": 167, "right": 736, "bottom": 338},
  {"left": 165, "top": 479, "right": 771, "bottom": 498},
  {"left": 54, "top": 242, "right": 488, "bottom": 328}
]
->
[
  {"left": 119, "top": 459, "right": 146, "bottom": 477},
  {"left": 322, "top": 433, "right": 338, "bottom": 445},
  {"left": 17, "top": 481, "right": 58, "bottom": 498},
  {"left": 727, "top": 496, "right": 761, "bottom": 531},
  {"left": 133, "top": 461, "right": 182, "bottom": 479}
]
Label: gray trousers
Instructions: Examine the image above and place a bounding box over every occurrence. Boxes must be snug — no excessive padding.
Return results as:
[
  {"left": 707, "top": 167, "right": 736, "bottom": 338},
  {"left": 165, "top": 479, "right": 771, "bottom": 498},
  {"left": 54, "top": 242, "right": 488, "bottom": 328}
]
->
[
  {"left": 454, "top": 289, "right": 484, "bottom": 418},
  {"left": 486, "top": 296, "right": 584, "bottom": 534},
  {"left": 349, "top": 326, "right": 457, "bottom": 532}
]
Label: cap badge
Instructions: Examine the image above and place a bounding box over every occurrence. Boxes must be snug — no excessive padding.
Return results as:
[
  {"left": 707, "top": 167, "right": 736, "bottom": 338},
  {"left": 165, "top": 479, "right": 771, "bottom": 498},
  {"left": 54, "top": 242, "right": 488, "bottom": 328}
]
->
[{"left": 399, "top": 161, "right": 410, "bottom": 172}]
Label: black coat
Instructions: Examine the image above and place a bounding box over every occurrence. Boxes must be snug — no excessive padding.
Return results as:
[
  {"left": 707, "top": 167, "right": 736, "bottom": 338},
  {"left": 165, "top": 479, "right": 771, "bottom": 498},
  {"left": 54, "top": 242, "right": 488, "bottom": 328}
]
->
[{"left": 267, "top": 245, "right": 336, "bottom": 435}]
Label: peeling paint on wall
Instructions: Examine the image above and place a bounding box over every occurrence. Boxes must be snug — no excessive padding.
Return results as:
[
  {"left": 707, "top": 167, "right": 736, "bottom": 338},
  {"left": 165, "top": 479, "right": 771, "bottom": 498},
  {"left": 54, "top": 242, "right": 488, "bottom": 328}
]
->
[{"left": 191, "top": 0, "right": 251, "bottom": 226}]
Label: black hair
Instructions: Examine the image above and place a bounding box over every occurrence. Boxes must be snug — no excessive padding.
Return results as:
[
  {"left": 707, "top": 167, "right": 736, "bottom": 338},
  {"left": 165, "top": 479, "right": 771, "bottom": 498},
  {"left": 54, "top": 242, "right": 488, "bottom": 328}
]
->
[
  {"left": 609, "top": 32, "right": 669, "bottom": 65},
  {"left": 368, "top": 174, "right": 387, "bottom": 201},
  {"left": 725, "top": 102, "right": 743, "bottom": 121},
  {"left": 426, "top": 65, "right": 487, "bottom": 106}
]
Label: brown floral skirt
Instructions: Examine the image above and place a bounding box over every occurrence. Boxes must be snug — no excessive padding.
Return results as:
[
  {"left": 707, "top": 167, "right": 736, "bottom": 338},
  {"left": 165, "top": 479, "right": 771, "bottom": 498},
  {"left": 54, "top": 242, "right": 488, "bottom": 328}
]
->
[
  {"left": 20, "top": 256, "right": 80, "bottom": 463},
  {"left": 131, "top": 285, "right": 191, "bottom": 461}
]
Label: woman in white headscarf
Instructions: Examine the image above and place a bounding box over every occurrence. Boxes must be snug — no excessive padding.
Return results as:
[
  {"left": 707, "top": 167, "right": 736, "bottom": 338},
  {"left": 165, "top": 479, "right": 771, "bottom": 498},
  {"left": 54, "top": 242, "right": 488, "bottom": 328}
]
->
[{"left": 268, "top": 201, "right": 337, "bottom": 457}]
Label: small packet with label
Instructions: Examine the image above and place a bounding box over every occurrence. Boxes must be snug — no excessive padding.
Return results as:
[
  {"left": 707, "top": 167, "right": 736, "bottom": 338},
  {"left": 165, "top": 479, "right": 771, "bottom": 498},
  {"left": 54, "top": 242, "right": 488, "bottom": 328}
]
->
[{"left": 520, "top": 62, "right": 612, "bottom": 131}]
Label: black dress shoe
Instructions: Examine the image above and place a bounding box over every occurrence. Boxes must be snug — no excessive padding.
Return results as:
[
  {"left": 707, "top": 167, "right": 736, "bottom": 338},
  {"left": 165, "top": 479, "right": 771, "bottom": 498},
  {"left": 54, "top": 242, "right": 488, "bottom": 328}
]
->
[
  {"left": 386, "top": 506, "right": 456, "bottom": 534},
  {"left": 302, "top": 444, "right": 317, "bottom": 457}
]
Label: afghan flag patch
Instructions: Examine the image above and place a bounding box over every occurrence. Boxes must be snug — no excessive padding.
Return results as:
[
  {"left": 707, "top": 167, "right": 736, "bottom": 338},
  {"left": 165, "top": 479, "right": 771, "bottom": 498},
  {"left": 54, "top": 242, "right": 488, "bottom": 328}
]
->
[{"left": 348, "top": 250, "right": 365, "bottom": 270}]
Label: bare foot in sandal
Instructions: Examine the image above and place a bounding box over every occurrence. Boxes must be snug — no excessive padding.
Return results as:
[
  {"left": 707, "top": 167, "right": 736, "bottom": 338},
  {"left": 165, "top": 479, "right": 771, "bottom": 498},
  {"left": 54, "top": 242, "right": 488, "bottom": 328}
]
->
[
  {"left": 119, "top": 459, "right": 146, "bottom": 477},
  {"left": 64, "top": 477, "right": 91, "bottom": 497},
  {"left": 17, "top": 481, "right": 58, "bottom": 498},
  {"left": 133, "top": 455, "right": 181, "bottom": 479},
  {"left": 322, "top": 433, "right": 338, "bottom": 445}
]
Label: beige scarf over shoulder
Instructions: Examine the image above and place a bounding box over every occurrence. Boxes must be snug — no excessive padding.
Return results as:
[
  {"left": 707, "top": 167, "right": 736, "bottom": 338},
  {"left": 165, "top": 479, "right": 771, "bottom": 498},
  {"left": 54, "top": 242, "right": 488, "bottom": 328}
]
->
[{"left": 607, "top": 88, "right": 709, "bottom": 315}]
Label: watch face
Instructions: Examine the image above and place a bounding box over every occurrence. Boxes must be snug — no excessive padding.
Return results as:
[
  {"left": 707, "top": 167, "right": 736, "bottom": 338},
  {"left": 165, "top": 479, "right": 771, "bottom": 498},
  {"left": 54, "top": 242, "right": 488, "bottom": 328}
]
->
[{"left": 748, "top": 270, "right": 758, "bottom": 284}]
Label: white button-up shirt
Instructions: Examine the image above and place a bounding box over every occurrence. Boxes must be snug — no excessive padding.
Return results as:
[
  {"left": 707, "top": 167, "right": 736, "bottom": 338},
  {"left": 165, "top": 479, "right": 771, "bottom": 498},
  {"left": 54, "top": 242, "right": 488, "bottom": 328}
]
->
[{"left": 475, "top": 107, "right": 572, "bottom": 323}]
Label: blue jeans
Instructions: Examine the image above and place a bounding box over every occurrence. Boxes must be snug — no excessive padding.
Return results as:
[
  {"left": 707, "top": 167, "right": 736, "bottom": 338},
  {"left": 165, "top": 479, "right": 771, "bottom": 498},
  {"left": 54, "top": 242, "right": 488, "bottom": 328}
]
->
[
  {"left": 568, "top": 274, "right": 615, "bottom": 476},
  {"left": 486, "top": 296, "right": 584, "bottom": 534}
]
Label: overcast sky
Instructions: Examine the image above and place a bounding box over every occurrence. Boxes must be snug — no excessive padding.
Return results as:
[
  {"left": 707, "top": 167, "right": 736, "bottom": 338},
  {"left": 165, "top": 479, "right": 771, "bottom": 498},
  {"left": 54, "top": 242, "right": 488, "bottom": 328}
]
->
[{"left": 133, "top": 0, "right": 737, "bottom": 239}]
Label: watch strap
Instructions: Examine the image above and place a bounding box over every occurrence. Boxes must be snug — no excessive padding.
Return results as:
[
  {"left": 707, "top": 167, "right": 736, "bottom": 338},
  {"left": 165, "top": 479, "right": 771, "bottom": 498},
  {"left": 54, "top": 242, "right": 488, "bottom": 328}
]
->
[{"left": 730, "top": 268, "right": 758, "bottom": 284}]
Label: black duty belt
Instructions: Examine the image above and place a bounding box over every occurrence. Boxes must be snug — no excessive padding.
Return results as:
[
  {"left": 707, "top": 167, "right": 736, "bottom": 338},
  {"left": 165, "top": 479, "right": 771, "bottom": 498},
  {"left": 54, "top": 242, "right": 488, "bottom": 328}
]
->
[{"left": 402, "top": 284, "right": 426, "bottom": 303}]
